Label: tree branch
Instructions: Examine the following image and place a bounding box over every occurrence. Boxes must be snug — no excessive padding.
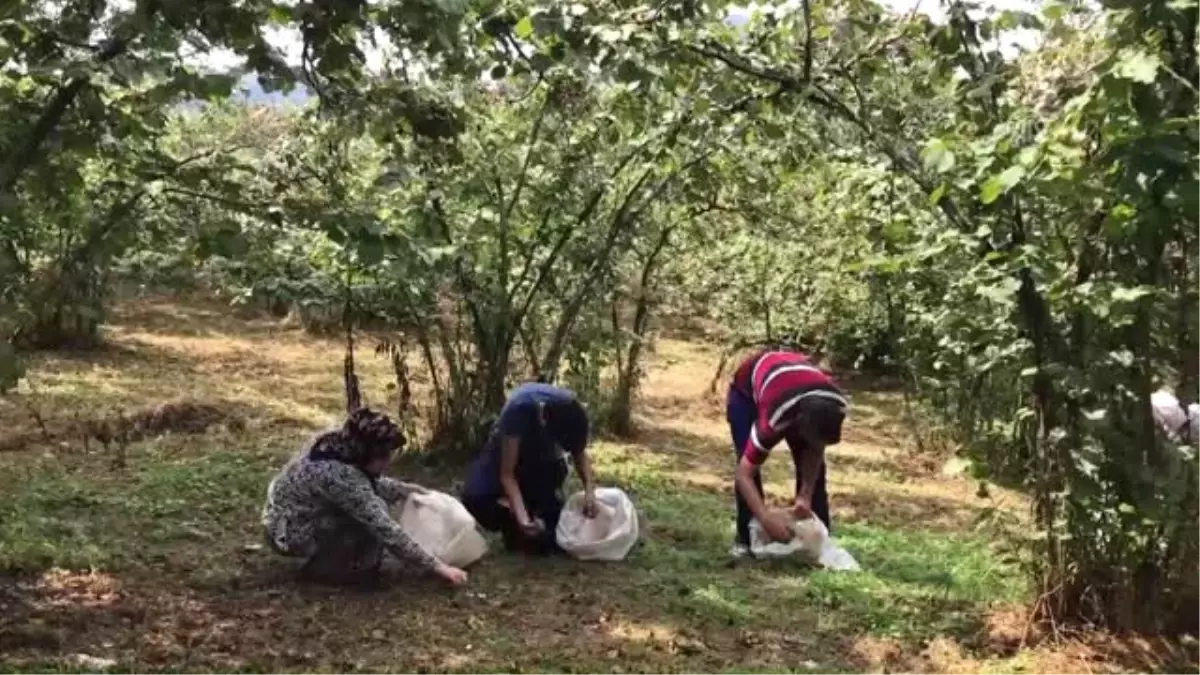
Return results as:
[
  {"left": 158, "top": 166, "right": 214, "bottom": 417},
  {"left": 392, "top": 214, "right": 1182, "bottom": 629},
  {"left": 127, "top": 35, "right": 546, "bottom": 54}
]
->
[
  {"left": 0, "top": 17, "right": 143, "bottom": 194},
  {"left": 160, "top": 186, "right": 270, "bottom": 213},
  {"left": 503, "top": 91, "right": 551, "bottom": 226},
  {"left": 686, "top": 43, "right": 803, "bottom": 88},
  {"left": 801, "top": 0, "right": 814, "bottom": 83}
]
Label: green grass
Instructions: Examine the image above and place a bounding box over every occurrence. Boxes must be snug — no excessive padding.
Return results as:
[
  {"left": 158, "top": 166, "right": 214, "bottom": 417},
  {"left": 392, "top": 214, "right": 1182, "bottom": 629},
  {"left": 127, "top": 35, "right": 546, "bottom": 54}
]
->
[
  {"left": 0, "top": 435, "right": 289, "bottom": 577},
  {"left": 8, "top": 298, "right": 1156, "bottom": 674},
  {"left": 601, "top": 444, "right": 1024, "bottom": 639},
  {"left": 0, "top": 431, "right": 1027, "bottom": 673}
]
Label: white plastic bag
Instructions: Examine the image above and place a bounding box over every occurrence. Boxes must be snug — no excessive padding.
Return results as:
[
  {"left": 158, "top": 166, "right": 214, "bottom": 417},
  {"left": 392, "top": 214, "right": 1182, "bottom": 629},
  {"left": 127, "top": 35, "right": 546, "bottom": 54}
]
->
[
  {"left": 555, "top": 487, "right": 639, "bottom": 561},
  {"left": 749, "top": 512, "right": 861, "bottom": 571},
  {"left": 1152, "top": 390, "right": 1189, "bottom": 437},
  {"left": 1150, "top": 390, "right": 1199, "bottom": 448},
  {"left": 396, "top": 490, "right": 489, "bottom": 568}
]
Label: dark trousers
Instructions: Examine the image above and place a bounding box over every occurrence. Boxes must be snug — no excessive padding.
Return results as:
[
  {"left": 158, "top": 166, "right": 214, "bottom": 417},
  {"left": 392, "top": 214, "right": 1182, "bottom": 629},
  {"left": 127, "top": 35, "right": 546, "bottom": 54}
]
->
[
  {"left": 727, "top": 387, "right": 831, "bottom": 546},
  {"left": 296, "top": 517, "right": 385, "bottom": 586},
  {"left": 462, "top": 458, "right": 567, "bottom": 555}
]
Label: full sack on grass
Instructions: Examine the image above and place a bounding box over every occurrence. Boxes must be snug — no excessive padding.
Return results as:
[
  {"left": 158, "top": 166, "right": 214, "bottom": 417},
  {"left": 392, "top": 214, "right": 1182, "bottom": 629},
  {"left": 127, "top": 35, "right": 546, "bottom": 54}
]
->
[
  {"left": 749, "top": 512, "right": 861, "bottom": 571},
  {"left": 397, "top": 490, "right": 489, "bottom": 568},
  {"left": 555, "top": 487, "right": 639, "bottom": 561}
]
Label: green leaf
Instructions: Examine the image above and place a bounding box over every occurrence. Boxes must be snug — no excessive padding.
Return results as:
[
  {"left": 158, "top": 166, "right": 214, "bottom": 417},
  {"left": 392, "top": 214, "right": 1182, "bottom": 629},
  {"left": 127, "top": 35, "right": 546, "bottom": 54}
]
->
[
  {"left": 358, "top": 237, "right": 384, "bottom": 265},
  {"left": 199, "top": 74, "right": 237, "bottom": 101},
  {"left": 881, "top": 219, "right": 909, "bottom": 245},
  {"left": 979, "top": 166, "right": 1026, "bottom": 204},
  {"left": 616, "top": 59, "right": 641, "bottom": 83},
  {"left": 1042, "top": 2, "right": 1068, "bottom": 21},
  {"left": 921, "top": 138, "right": 956, "bottom": 173},
  {"left": 204, "top": 225, "right": 248, "bottom": 257},
  {"left": 928, "top": 183, "right": 947, "bottom": 206},
  {"left": 1111, "top": 286, "right": 1153, "bottom": 303},
  {"left": 1112, "top": 49, "right": 1161, "bottom": 83},
  {"left": 514, "top": 16, "right": 534, "bottom": 39},
  {"left": 426, "top": 245, "right": 458, "bottom": 262},
  {"left": 530, "top": 53, "right": 553, "bottom": 73},
  {"left": 979, "top": 178, "right": 1004, "bottom": 204},
  {"left": 978, "top": 277, "right": 1020, "bottom": 304}
]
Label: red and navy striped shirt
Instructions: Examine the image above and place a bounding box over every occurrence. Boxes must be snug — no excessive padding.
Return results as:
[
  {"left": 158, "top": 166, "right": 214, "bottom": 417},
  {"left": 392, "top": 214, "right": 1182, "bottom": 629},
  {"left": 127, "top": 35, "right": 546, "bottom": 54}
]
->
[{"left": 731, "top": 350, "right": 847, "bottom": 465}]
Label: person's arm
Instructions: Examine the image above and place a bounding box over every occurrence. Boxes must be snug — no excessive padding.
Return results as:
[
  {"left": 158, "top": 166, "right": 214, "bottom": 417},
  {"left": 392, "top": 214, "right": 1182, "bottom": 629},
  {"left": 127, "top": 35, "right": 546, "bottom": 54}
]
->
[
  {"left": 316, "top": 464, "right": 465, "bottom": 583},
  {"left": 375, "top": 476, "right": 427, "bottom": 504},
  {"left": 572, "top": 449, "right": 596, "bottom": 494},
  {"left": 572, "top": 449, "right": 598, "bottom": 517},
  {"left": 789, "top": 433, "right": 825, "bottom": 519},
  {"left": 735, "top": 453, "right": 770, "bottom": 523},
  {"left": 499, "top": 432, "right": 536, "bottom": 529},
  {"left": 738, "top": 419, "right": 793, "bottom": 542}
]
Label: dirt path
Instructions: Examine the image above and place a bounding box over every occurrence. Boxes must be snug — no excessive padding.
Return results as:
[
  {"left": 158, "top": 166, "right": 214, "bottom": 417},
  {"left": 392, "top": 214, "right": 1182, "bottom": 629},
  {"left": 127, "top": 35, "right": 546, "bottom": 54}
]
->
[{"left": 0, "top": 298, "right": 1190, "bottom": 673}]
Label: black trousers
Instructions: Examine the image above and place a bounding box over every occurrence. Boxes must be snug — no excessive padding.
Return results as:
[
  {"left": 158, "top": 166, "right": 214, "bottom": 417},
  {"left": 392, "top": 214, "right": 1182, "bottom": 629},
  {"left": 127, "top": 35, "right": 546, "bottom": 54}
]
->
[
  {"left": 462, "top": 457, "right": 568, "bottom": 555},
  {"left": 295, "top": 517, "right": 385, "bottom": 586},
  {"left": 727, "top": 387, "right": 830, "bottom": 546}
]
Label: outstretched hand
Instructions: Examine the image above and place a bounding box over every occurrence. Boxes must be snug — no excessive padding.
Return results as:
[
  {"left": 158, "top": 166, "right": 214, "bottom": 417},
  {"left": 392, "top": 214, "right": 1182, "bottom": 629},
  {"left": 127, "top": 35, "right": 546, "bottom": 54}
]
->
[{"left": 436, "top": 563, "right": 469, "bottom": 587}]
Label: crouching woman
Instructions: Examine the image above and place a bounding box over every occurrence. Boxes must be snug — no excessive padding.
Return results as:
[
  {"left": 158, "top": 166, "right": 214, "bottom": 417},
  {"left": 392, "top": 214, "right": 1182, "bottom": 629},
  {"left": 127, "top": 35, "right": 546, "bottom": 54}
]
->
[{"left": 262, "top": 407, "right": 468, "bottom": 587}]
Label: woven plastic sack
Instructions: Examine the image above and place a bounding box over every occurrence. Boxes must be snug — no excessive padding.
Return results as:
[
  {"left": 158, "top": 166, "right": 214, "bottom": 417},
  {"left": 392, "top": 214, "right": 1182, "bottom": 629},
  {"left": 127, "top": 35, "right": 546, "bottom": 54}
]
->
[
  {"left": 1152, "top": 390, "right": 1189, "bottom": 437},
  {"left": 555, "top": 487, "right": 639, "bottom": 561},
  {"left": 396, "top": 490, "right": 488, "bottom": 568},
  {"left": 749, "top": 511, "right": 861, "bottom": 571},
  {"left": 1151, "top": 390, "right": 1200, "bottom": 447}
]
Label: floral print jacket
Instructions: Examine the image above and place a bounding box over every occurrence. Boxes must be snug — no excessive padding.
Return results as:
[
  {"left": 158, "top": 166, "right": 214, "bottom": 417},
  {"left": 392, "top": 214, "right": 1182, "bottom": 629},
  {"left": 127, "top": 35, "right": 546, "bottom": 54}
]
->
[{"left": 262, "top": 429, "right": 439, "bottom": 572}]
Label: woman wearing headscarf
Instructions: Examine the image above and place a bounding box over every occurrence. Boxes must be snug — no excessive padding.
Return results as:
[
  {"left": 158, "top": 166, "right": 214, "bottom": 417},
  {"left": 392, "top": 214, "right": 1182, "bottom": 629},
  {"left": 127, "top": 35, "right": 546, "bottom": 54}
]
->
[
  {"left": 262, "top": 407, "right": 468, "bottom": 586},
  {"left": 461, "top": 383, "right": 597, "bottom": 554}
]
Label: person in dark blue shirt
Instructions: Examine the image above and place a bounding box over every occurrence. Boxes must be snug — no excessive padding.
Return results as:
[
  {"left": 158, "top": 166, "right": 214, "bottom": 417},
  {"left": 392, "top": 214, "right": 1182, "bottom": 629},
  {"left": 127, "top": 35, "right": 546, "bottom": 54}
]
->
[{"left": 461, "top": 383, "right": 597, "bottom": 554}]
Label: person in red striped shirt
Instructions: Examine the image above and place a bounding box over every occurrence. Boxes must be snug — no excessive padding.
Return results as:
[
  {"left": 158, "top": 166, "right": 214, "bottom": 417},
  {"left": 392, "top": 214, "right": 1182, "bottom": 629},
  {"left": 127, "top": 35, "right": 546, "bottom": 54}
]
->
[{"left": 726, "top": 348, "right": 848, "bottom": 557}]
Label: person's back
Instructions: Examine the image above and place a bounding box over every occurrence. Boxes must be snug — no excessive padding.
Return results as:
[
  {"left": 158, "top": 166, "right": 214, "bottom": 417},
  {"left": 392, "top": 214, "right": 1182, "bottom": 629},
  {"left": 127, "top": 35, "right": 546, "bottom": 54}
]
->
[
  {"left": 463, "top": 383, "right": 581, "bottom": 500},
  {"left": 461, "top": 382, "right": 596, "bottom": 554}
]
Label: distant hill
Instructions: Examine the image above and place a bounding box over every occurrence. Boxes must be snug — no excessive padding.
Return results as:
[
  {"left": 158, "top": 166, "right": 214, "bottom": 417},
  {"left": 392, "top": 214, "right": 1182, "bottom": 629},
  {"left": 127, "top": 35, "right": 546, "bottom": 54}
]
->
[
  {"left": 224, "top": 10, "right": 750, "bottom": 108},
  {"left": 232, "top": 72, "right": 310, "bottom": 106}
]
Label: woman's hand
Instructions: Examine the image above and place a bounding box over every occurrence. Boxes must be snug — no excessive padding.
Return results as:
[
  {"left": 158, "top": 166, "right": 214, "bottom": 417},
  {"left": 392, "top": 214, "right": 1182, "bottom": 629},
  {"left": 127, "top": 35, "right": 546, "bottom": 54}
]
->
[
  {"left": 762, "top": 511, "right": 795, "bottom": 543},
  {"left": 582, "top": 490, "right": 598, "bottom": 518},
  {"left": 436, "top": 563, "right": 469, "bottom": 587}
]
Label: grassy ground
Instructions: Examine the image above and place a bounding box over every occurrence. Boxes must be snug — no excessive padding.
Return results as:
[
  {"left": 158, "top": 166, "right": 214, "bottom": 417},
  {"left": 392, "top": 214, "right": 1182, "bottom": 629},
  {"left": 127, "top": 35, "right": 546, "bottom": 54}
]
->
[{"left": 0, "top": 298, "right": 1193, "bottom": 673}]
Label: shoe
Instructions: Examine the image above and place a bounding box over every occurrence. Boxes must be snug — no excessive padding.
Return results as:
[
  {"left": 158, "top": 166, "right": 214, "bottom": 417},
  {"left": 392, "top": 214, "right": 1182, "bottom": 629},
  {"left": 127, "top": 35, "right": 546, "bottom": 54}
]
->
[{"left": 729, "top": 542, "right": 751, "bottom": 559}]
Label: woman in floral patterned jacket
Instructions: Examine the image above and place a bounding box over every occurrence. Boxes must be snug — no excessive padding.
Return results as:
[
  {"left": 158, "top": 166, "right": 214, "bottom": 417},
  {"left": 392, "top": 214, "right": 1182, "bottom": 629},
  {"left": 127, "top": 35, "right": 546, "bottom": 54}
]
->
[{"left": 262, "top": 407, "right": 468, "bottom": 587}]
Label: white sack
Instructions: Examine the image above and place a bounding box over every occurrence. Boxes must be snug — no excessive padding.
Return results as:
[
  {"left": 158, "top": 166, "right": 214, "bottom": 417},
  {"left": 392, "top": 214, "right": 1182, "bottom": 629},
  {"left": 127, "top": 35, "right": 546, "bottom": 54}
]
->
[
  {"left": 396, "top": 490, "right": 489, "bottom": 568},
  {"left": 1152, "top": 390, "right": 1189, "bottom": 437},
  {"left": 1150, "top": 391, "right": 1199, "bottom": 449},
  {"left": 555, "top": 487, "right": 639, "bottom": 561},
  {"left": 749, "top": 513, "right": 861, "bottom": 571}
]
